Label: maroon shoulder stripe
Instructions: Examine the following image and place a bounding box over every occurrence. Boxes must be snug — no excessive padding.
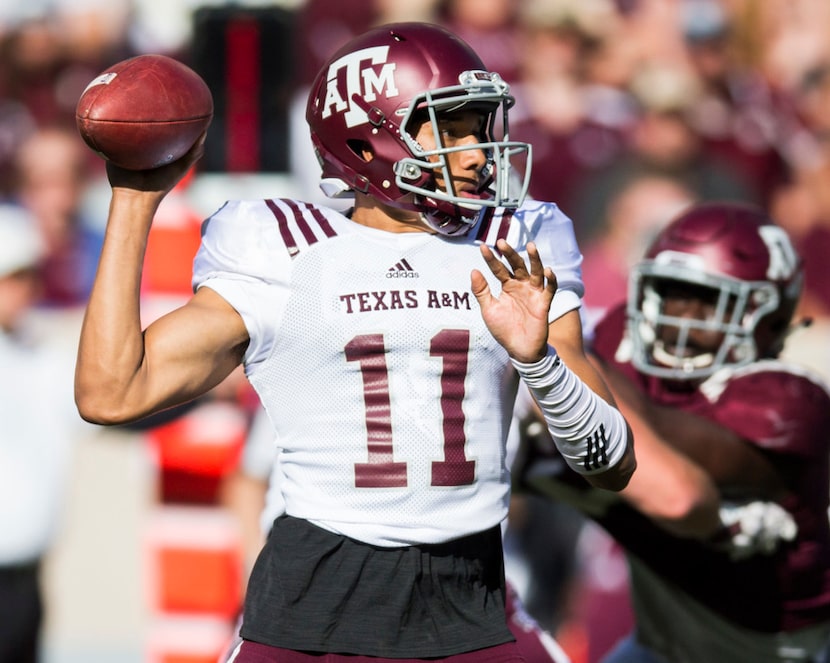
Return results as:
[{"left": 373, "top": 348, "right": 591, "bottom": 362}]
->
[
  {"left": 473, "top": 208, "right": 497, "bottom": 242},
  {"left": 284, "top": 199, "right": 318, "bottom": 245},
  {"left": 301, "top": 202, "right": 337, "bottom": 238},
  {"left": 494, "top": 209, "right": 513, "bottom": 245},
  {"left": 265, "top": 198, "right": 299, "bottom": 257},
  {"left": 474, "top": 208, "right": 514, "bottom": 254},
  {"left": 264, "top": 199, "right": 338, "bottom": 258}
]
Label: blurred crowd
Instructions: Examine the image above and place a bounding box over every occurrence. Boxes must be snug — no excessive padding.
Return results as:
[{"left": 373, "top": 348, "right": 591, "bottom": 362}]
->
[
  {"left": 1, "top": 0, "right": 829, "bottom": 342},
  {"left": 0, "top": 0, "right": 829, "bottom": 662}
]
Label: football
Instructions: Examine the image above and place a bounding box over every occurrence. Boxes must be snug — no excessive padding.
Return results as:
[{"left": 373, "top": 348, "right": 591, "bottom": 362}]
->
[{"left": 76, "top": 54, "right": 214, "bottom": 170}]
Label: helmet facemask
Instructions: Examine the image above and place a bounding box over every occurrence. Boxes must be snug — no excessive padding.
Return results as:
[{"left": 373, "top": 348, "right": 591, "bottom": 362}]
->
[
  {"left": 393, "top": 70, "right": 531, "bottom": 235},
  {"left": 628, "top": 258, "right": 780, "bottom": 380}
]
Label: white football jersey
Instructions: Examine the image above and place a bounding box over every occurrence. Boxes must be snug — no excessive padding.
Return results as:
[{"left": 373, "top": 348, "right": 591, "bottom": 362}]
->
[{"left": 193, "top": 198, "right": 583, "bottom": 546}]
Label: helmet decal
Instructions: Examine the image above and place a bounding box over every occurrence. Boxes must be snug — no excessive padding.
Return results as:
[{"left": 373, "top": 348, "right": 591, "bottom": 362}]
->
[
  {"left": 321, "top": 46, "right": 400, "bottom": 128},
  {"left": 758, "top": 224, "right": 799, "bottom": 282}
]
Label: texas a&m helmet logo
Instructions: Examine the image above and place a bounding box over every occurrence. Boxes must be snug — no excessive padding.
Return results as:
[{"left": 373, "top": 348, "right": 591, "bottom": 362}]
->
[{"left": 321, "top": 46, "right": 400, "bottom": 128}]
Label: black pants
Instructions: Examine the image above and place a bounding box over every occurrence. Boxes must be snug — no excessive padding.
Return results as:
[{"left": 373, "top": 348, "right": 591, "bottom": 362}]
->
[{"left": 0, "top": 562, "right": 42, "bottom": 663}]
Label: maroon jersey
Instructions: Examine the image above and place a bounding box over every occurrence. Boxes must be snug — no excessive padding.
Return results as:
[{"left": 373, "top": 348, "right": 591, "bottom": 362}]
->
[{"left": 589, "top": 303, "right": 830, "bottom": 632}]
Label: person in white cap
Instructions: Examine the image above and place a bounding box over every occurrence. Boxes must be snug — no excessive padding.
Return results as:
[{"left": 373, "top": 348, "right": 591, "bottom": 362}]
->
[{"left": 0, "top": 203, "right": 82, "bottom": 662}]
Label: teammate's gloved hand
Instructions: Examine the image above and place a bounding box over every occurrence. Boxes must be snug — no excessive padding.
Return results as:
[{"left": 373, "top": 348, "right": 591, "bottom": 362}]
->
[{"left": 711, "top": 501, "right": 798, "bottom": 560}]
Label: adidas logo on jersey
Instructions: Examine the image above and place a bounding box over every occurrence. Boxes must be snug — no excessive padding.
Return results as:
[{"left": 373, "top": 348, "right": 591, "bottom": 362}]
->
[{"left": 386, "top": 259, "right": 419, "bottom": 278}]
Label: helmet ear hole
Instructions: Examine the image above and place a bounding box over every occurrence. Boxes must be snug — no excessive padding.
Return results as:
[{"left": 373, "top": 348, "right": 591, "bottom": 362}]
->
[{"left": 347, "top": 140, "right": 373, "bottom": 162}]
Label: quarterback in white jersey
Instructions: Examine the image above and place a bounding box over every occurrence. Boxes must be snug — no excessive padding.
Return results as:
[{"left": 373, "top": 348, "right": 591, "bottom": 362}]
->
[{"left": 76, "top": 21, "right": 634, "bottom": 663}]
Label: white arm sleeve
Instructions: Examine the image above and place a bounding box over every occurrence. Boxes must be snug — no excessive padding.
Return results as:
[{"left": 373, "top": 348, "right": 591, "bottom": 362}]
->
[{"left": 512, "top": 347, "right": 628, "bottom": 476}]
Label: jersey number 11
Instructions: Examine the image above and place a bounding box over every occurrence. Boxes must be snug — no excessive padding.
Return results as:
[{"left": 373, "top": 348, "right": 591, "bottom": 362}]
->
[{"left": 345, "top": 330, "right": 476, "bottom": 489}]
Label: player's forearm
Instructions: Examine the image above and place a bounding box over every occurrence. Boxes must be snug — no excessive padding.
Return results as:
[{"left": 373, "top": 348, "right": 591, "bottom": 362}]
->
[
  {"left": 619, "top": 410, "right": 723, "bottom": 539},
  {"left": 75, "top": 189, "right": 161, "bottom": 424},
  {"left": 514, "top": 347, "right": 636, "bottom": 492},
  {"left": 601, "top": 360, "right": 785, "bottom": 499}
]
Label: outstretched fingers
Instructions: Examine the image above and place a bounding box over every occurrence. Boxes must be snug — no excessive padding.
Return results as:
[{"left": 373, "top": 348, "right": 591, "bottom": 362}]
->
[
  {"left": 473, "top": 240, "right": 559, "bottom": 364},
  {"left": 497, "top": 239, "right": 531, "bottom": 280},
  {"left": 477, "top": 241, "right": 510, "bottom": 283},
  {"left": 488, "top": 240, "right": 557, "bottom": 295},
  {"left": 522, "top": 240, "right": 550, "bottom": 291}
]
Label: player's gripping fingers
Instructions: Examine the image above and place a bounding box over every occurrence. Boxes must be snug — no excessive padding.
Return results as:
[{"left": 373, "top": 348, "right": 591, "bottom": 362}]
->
[{"left": 106, "top": 130, "right": 207, "bottom": 196}]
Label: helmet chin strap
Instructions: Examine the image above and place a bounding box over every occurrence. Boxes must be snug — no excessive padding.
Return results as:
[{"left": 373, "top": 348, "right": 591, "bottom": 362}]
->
[{"left": 418, "top": 205, "right": 481, "bottom": 236}]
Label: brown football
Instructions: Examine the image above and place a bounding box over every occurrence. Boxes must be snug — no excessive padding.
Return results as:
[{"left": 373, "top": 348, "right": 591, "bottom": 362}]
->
[{"left": 76, "top": 54, "right": 213, "bottom": 170}]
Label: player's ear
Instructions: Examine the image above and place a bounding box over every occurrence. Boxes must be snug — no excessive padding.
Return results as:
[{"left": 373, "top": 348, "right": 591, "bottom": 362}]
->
[
  {"left": 344, "top": 139, "right": 374, "bottom": 162},
  {"left": 362, "top": 147, "right": 374, "bottom": 162}
]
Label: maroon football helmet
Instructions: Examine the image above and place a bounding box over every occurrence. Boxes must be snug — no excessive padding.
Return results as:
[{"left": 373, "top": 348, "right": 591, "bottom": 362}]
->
[
  {"left": 627, "top": 202, "right": 804, "bottom": 379},
  {"left": 305, "top": 22, "right": 531, "bottom": 235}
]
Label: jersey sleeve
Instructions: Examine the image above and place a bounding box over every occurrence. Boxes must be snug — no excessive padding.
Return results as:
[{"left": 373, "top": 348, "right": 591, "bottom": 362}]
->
[
  {"left": 710, "top": 367, "right": 830, "bottom": 459},
  {"left": 509, "top": 200, "right": 585, "bottom": 321},
  {"left": 192, "top": 199, "right": 293, "bottom": 369}
]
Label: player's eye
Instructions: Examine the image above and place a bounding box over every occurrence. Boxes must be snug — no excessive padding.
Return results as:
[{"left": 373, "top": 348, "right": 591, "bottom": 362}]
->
[{"left": 437, "top": 111, "right": 486, "bottom": 141}]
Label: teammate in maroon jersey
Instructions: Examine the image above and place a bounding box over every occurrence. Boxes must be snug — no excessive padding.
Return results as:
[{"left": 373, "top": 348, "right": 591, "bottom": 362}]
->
[{"left": 519, "top": 201, "right": 830, "bottom": 662}]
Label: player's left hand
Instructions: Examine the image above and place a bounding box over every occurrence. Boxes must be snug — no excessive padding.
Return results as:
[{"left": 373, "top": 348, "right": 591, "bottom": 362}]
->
[
  {"left": 713, "top": 501, "right": 798, "bottom": 560},
  {"left": 471, "top": 239, "right": 556, "bottom": 363}
]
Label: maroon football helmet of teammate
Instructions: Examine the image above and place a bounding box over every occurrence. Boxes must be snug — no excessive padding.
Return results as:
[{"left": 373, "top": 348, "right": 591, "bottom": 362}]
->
[
  {"left": 305, "top": 22, "right": 531, "bottom": 236},
  {"left": 627, "top": 202, "right": 804, "bottom": 379}
]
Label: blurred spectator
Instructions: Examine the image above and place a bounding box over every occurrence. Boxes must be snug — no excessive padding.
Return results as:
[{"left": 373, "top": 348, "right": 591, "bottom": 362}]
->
[
  {"left": 747, "top": 0, "right": 830, "bottom": 92},
  {"left": 0, "top": 6, "right": 127, "bottom": 192},
  {"left": 292, "top": 0, "right": 381, "bottom": 89},
  {"left": 53, "top": 0, "right": 131, "bottom": 66},
  {"left": 580, "top": 174, "right": 695, "bottom": 327},
  {"left": 770, "top": 61, "right": 830, "bottom": 329},
  {"left": 283, "top": 0, "right": 443, "bottom": 91},
  {"left": 679, "top": 0, "right": 796, "bottom": 207},
  {"left": 510, "top": 0, "right": 634, "bottom": 219},
  {"left": 0, "top": 203, "right": 84, "bottom": 662},
  {"left": 439, "top": 0, "right": 523, "bottom": 83},
  {"left": 571, "top": 60, "right": 755, "bottom": 244},
  {"left": 0, "top": 14, "right": 71, "bottom": 128},
  {"left": 771, "top": 184, "right": 830, "bottom": 324},
  {"left": 11, "top": 125, "right": 104, "bottom": 308},
  {"left": 769, "top": 80, "right": 830, "bottom": 383},
  {"left": 789, "top": 62, "right": 830, "bottom": 218},
  {"left": 607, "top": 0, "right": 689, "bottom": 67},
  {"left": 0, "top": 6, "right": 129, "bottom": 130}
]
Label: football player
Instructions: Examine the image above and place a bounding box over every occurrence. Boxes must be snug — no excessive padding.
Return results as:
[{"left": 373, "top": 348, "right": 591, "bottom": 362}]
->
[
  {"left": 75, "top": 22, "right": 635, "bottom": 662},
  {"left": 519, "top": 202, "right": 830, "bottom": 662}
]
